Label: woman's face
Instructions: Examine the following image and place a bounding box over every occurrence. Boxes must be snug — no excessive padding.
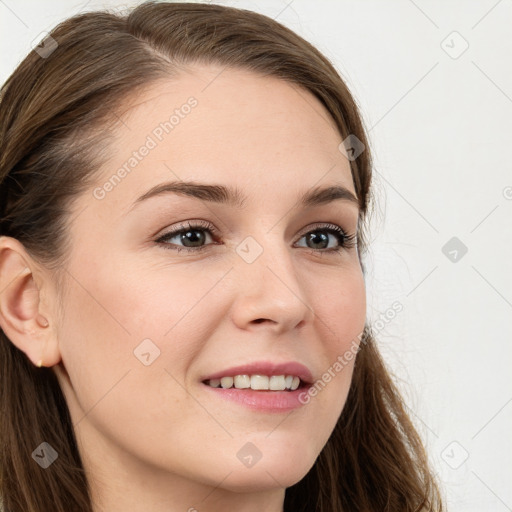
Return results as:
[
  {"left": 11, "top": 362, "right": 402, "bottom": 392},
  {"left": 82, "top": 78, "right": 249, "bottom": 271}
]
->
[{"left": 52, "top": 65, "right": 366, "bottom": 503}]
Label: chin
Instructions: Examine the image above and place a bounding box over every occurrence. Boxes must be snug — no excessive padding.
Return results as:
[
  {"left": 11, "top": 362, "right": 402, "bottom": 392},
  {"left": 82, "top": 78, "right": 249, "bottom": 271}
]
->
[
  {"left": 216, "top": 441, "right": 318, "bottom": 492},
  {"left": 219, "top": 461, "right": 313, "bottom": 493}
]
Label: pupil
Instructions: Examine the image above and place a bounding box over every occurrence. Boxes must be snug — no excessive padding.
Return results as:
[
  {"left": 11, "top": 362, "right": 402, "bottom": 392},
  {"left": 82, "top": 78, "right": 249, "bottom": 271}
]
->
[
  {"left": 182, "top": 230, "right": 205, "bottom": 247},
  {"left": 308, "top": 231, "right": 328, "bottom": 249}
]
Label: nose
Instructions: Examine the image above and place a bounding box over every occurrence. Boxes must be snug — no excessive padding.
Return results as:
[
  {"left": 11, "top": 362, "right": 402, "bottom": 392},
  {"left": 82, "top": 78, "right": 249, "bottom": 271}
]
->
[{"left": 229, "top": 234, "right": 315, "bottom": 334}]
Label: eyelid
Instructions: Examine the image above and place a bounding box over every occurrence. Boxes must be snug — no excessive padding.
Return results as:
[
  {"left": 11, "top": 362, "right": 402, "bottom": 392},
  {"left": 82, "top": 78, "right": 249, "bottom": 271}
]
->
[
  {"left": 296, "top": 221, "right": 346, "bottom": 237},
  {"left": 156, "top": 219, "right": 219, "bottom": 239}
]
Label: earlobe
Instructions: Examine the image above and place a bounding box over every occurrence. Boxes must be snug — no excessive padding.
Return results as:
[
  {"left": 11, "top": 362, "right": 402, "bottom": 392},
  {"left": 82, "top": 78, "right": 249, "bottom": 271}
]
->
[
  {"left": 0, "top": 236, "right": 60, "bottom": 368},
  {"left": 37, "top": 314, "right": 50, "bottom": 328}
]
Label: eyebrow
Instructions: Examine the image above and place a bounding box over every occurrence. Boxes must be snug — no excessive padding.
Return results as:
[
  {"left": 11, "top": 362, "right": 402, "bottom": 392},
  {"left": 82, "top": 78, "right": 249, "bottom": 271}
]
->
[{"left": 128, "top": 180, "right": 360, "bottom": 212}]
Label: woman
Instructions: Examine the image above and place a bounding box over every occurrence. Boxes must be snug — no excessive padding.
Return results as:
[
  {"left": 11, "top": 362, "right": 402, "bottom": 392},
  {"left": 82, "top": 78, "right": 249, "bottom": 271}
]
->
[{"left": 0, "top": 2, "right": 443, "bottom": 511}]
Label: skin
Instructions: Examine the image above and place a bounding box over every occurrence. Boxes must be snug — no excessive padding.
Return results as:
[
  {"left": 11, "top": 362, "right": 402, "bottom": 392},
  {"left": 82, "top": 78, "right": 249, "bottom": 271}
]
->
[{"left": 0, "top": 65, "right": 366, "bottom": 512}]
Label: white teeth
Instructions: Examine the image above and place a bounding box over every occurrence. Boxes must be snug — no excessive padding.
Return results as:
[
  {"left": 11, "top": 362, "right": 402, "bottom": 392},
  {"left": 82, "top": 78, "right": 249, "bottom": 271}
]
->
[
  {"left": 269, "top": 375, "right": 286, "bottom": 390},
  {"left": 207, "top": 374, "right": 302, "bottom": 391},
  {"left": 250, "top": 375, "right": 269, "bottom": 390},
  {"left": 220, "top": 376, "right": 233, "bottom": 388},
  {"left": 234, "top": 375, "right": 250, "bottom": 388}
]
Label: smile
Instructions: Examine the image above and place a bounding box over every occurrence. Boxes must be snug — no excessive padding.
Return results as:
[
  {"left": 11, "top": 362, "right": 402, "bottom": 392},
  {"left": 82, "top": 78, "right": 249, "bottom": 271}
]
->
[{"left": 205, "top": 374, "right": 302, "bottom": 391}]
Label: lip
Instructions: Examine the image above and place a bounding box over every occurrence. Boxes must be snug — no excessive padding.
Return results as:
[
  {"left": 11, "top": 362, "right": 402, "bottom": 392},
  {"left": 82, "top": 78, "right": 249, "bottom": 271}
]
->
[
  {"left": 200, "top": 360, "right": 314, "bottom": 413},
  {"left": 201, "top": 360, "right": 314, "bottom": 385},
  {"left": 201, "top": 384, "right": 312, "bottom": 412}
]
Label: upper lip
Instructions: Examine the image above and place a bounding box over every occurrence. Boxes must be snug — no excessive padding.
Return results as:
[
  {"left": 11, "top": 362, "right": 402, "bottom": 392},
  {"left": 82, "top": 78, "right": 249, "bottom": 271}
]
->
[{"left": 201, "top": 360, "right": 314, "bottom": 385}]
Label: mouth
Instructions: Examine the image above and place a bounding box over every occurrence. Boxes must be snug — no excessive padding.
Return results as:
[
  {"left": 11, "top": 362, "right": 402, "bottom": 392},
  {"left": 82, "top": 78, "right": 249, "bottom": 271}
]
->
[
  {"left": 200, "top": 361, "right": 314, "bottom": 412},
  {"left": 202, "top": 374, "right": 310, "bottom": 391}
]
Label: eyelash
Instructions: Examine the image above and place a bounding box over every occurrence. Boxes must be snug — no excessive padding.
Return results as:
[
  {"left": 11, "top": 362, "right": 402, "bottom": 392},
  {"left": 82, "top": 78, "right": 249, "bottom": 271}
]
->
[{"left": 155, "top": 220, "right": 357, "bottom": 256}]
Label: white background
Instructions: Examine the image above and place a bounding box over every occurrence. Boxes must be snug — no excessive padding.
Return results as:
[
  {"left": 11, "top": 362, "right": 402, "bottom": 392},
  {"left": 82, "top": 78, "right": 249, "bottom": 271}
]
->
[{"left": 1, "top": 1, "right": 511, "bottom": 510}]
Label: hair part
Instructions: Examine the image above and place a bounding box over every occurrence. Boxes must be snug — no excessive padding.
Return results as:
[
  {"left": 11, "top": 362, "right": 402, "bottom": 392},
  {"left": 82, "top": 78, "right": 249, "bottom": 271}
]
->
[{"left": 0, "top": 2, "right": 442, "bottom": 511}]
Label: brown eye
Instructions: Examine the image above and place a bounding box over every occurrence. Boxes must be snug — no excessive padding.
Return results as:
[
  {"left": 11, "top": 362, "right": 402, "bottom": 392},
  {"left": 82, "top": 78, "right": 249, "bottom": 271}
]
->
[{"left": 155, "top": 220, "right": 217, "bottom": 253}]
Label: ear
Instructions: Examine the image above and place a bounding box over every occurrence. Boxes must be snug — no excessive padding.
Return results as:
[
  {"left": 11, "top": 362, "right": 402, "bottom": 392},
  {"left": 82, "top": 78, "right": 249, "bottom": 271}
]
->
[{"left": 0, "top": 235, "right": 61, "bottom": 368}]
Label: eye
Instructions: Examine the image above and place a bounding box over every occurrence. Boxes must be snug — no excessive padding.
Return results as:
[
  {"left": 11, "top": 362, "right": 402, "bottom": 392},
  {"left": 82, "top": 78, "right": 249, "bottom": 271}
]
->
[
  {"left": 155, "top": 220, "right": 356, "bottom": 254},
  {"left": 295, "top": 223, "right": 357, "bottom": 253},
  {"left": 155, "top": 220, "right": 218, "bottom": 253}
]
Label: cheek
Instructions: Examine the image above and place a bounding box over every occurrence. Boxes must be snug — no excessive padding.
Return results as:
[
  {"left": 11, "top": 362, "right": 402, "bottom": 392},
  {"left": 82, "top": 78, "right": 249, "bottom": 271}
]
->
[
  {"left": 55, "top": 265, "right": 213, "bottom": 468},
  {"left": 305, "top": 268, "right": 366, "bottom": 412},
  {"left": 315, "top": 266, "right": 366, "bottom": 349},
  {"left": 56, "top": 258, "right": 229, "bottom": 410},
  {"left": 102, "top": 259, "right": 227, "bottom": 338}
]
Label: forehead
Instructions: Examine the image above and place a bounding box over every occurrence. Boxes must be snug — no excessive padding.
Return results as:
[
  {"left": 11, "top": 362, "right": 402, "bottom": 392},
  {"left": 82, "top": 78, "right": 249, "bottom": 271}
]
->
[
  {"left": 79, "top": 65, "right": 355, "bottom": 216},
  {"left": 115, "top": 65, "right": 342, "bottom": 153}
]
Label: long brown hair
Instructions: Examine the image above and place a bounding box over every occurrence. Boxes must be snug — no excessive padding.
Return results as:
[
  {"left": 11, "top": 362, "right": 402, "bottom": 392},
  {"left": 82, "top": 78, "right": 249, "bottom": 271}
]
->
[{"left": 0, "top": 2, "right": 443, "bottom": 510}]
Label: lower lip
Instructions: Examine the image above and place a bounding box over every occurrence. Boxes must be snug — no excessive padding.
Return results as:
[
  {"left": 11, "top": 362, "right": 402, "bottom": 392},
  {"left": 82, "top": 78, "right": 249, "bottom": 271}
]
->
[{"left": 201, "top": 383, "right": 311, "bottom": 412}]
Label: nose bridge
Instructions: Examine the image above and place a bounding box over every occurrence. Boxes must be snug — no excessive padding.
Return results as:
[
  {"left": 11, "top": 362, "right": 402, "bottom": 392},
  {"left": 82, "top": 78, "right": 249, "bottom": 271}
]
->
[{"left": 231, "top": 228, "right": 313, "bottom": 330}]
